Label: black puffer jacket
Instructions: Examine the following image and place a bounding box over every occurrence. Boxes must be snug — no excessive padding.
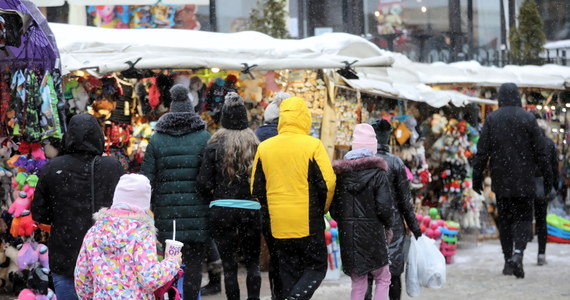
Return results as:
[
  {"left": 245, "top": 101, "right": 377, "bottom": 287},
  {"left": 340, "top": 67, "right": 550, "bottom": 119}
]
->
[
  {"left": 331, "top": 155, "right": 393, "bottom": 276},
  {"left": 473, "top": 83, "right": 550, "bottom": 198},
  {"left": 376, "top": 144, "right": 421, "bottom": 276},
  {"left": 196, "top": 140, "right": 256, "bottom": 202},
  {"left": 32, "top": 114, "right": 125, "bottom": 276}
]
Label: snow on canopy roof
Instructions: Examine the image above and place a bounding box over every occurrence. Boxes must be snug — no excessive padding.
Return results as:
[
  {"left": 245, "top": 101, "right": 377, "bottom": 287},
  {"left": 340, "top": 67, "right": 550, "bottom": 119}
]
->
[
  {"left": 49, "top": 23, "right": 394, "bottom": 75},
  {"left": 544, "top": 39, "right": 570, "bottom": 50},
  {"left": 372, "top": 50, "right": 570, "bottom": 90}
]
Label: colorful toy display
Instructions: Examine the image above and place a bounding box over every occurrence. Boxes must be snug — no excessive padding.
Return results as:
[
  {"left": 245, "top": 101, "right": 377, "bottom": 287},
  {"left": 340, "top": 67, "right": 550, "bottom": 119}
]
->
[
  {"left": 415, "top": 212, "right": 460, "bottom": 264},
  {"left": 324, "top": 213, "right": 341, "bottom": 280}
]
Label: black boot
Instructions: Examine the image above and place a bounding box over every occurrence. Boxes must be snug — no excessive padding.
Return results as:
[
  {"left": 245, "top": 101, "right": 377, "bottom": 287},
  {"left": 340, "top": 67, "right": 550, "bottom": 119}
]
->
[
  {"left": 200, "top": 270, "right": 222, "bottom": 296},
  {"left": 509, "top": 253, "right": 524, "bottom": 279},
  {"left": 502, "top": 261, "right": 513, "bottom": 276}
]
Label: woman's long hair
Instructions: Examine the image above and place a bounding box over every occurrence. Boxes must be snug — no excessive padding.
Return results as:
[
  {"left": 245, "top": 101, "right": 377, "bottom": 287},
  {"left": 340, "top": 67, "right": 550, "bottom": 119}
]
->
[{"left": 208, "top": 128, "right": 260, "bottom": 183}]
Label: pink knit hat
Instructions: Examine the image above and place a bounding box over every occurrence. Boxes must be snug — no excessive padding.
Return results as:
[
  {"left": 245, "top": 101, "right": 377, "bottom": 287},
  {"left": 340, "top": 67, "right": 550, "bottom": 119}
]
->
[
  {"left": 352, "top": 123, "right": 378, "bottom": 154},
  {"left": 112, "top": 174, "right": 152, "bottom": 211}
]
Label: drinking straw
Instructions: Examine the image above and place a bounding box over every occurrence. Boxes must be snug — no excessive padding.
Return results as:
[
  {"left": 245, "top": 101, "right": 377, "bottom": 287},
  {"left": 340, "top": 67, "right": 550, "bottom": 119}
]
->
[{"left": 173, "top": 220, "right": 176, "bottom": 241}]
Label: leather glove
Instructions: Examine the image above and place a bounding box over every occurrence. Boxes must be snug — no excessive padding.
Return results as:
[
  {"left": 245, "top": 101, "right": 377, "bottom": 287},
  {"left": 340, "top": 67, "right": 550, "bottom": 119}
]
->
[
  {"left": 472, "top": 180, "right": 483, "bottom": 195},
  {"left": 412, "top": 227, "right": 422, "bottom": 240}
]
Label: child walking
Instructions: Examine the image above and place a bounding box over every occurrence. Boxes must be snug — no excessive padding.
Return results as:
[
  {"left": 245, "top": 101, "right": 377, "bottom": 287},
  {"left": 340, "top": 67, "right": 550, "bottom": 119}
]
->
[
  {"left": 331, "top": 124, "right": 394, "bottom": 300},
  {"left": 75, "top": 174, "right": 182, "bottom": 300}
]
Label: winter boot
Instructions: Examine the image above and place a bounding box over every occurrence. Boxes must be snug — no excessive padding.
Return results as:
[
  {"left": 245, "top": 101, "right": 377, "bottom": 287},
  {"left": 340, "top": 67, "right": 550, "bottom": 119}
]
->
[
  {"left": 509, "top": 252, "right": 524, "bottom": 279},
  {"left": 537, "top": 254, "right": 547, "bottom": 266},
  {"left": 200, "top": 261, "right": 222, "bottom": 296},
  {"left": 502, "top": 261, "right": 513, "bottom": 276}
]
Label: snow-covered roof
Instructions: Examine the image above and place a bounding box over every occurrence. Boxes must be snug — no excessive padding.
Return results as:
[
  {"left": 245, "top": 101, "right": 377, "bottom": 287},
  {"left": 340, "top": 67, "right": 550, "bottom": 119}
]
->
[
  {"left": 544, "top": 39, "right": 570, "bottom": 50},
  {"left": 50, "top": 23, "right": 394, "bottom": 75},
  {"left": 362, "top": 50, "right": 570, "bottom": 90}
]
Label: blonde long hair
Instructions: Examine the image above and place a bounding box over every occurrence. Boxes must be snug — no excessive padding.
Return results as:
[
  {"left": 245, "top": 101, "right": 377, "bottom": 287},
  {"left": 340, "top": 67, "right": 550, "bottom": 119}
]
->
[{"left": 208, "top": 128, "right": 260, "bottom": 183}]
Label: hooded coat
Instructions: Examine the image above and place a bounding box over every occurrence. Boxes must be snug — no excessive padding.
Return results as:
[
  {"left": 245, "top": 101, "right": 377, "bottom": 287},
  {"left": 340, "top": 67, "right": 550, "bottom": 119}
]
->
[
  {"left": 376, "top": 144, "right": 421, "bottom": 276},
  {"left": 251, "top": 97, "right": 336, "bottom": 239},
  {"left": 32, "top": 113, "right": 125, "bottom": 277},
  {"left": 472, "top": 83, "right": 551, "bottom": 198},
  {"left": 331, "top": 154, "right": 393, "bottom": 276},
  {"left": 74, "top": 208, "right": 180, "bottom": 299},
  {"left": 255, "top": 122, "right": 278, "bottom": 142},
  {"left": 140, "top": 112, "right": 211, "bottom": 244}
]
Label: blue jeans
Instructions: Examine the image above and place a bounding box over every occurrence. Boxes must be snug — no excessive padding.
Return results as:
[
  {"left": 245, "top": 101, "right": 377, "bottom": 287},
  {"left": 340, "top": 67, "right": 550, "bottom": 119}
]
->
[{"left": 52, "top": 272, "right": 79, "bottom": 300}]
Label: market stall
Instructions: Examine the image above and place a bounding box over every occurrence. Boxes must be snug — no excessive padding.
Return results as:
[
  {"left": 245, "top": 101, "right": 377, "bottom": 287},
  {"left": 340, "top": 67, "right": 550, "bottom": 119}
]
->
[{"left": 0, "top": 0, "right": 64, "bottom": 297}]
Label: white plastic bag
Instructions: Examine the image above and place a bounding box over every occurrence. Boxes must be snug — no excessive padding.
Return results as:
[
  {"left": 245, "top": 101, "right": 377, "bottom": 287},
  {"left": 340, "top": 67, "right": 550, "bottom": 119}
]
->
[{"left": 405, "top": 236, "right": 447, "bottom": 297}]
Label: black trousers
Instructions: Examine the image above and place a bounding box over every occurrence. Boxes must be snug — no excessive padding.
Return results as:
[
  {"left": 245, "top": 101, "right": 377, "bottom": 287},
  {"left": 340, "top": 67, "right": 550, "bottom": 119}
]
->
[
  {"left": 496, "top": 197, "right": 533, "bottom": 261},
  {"left": 210, "top": 206, "right": 261, "bottom": 300},
  {"left": 261, "top": 207, "right": 283, "bottom": 300},
  {"left": 534, "top": 197, "right": 548, "bottom": 255},
  {"left": 275, "top": 232, "right": 327, "bottom": 300},
  {"left": 181, "top": 242, "right": 207, "bottom": 300}
]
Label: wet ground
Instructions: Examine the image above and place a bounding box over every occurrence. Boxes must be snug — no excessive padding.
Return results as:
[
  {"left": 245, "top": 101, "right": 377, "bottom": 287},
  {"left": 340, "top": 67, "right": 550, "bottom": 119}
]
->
[
  {"left": 0, "top": 239, "right": 567, "bottom": 299},
  {"left": 202, "top": 239, "right": 570, "bottom": 300}
]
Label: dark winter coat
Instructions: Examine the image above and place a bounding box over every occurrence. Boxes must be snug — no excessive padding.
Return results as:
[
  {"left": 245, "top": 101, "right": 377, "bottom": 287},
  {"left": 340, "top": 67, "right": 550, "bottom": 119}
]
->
[
  {"left": 32, "top": 114, "right": 125, "bottom": 276},
  {"left": 539, "top": 135, "right": 559, "bottom": 192},
  {"left": 196, "top": 140, "right": 256, "bottom": 202},
  {"left": 331, "top": 156, "right": 393, "bottom": 276},
  {"left": 140, "top": 112, "right": 211, "bottom": 244},
  {"left": 376, "top": 144, "right": 421, "bottom": 276},
  {"left": 255, "top": 123, "right": 278, "bottom": 142},
  {"left": 472, "top": 83, "right": 550, "bottom": 199}
]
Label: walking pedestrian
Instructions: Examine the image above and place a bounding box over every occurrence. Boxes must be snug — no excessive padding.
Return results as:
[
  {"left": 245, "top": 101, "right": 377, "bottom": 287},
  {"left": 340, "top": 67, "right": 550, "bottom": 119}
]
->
[
  {"left": 372, "top": 119, "right": 422, "bottom": 300},
  {"left": 141, "top": 84, "right": 211, "bottom": 300},
  {"left": 472, "top": 82, "right": 551, "bottom": 279},
  {"left": 255, "top": 91, "right": 290, "bottom": 142},
  {"left": 534, "top": 119, "right": 559, "bottom": 265},
  {"left": 74, "top": 174, "right": 182, "bottom": 299},
  {"left": 331, "top": 123, "right": 393, "bottom": 300},
  {"left": 254, "top": 91, "right": 290, "bottom": 300},
  {"left": 197, "top": 92, "right": 262, "bottom": 300},
  {"left": 31, "top": 113, "right": 125, "bottom": 300},
  {"left": 200, "top": 239, "right": 223, "bottom": 296},
  {"left": 251, "top": 97, "right": 336, "bottom": 300}
]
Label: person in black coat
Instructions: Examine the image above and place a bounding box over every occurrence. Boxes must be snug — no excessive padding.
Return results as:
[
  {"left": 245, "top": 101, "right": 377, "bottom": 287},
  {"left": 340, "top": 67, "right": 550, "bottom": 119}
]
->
[
  {"left": 32, "top": 113, "right": 124, "bottom": 300},
  {"left": 534, "top": 120, "right": 559, "bottom": 266},
  {"left": 197, "top": 93, "right": 262, "bottom": 300},
  {"left": 371, "top": 119, "right": 422, "bottom": 300},
  {"left": 472, "top": 82, "right": 551, "bottom": 279},
  {"left": 331, "top": 124, "right": 393, "bottom": 300},
  {"left": 255, "top": 92, "right": 290, "bottom": 143}
]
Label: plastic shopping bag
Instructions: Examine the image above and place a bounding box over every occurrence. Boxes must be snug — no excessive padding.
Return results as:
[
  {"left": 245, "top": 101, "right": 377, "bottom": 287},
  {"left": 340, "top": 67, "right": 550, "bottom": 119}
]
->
[{"left": 405, "top": 236, "right": 446, "bottom": 297}]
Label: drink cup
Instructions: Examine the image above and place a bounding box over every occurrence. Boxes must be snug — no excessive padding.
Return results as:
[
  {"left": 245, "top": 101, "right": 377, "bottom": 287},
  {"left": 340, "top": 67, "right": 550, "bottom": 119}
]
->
[{"left": 165, "top": 239, "right": 184, "bottom": 258}]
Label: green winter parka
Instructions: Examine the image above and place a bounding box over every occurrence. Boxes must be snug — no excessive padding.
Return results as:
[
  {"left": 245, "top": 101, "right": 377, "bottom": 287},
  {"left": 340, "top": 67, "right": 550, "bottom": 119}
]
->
[{"left": 141, "top": 112, "right": 211, "bottom": 244}]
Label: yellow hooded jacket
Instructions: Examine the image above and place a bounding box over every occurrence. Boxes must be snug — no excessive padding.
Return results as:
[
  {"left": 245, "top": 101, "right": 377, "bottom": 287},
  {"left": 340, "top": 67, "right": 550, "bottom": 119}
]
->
[{"left": 251, "top": 97, "right": 336, "bottom": 239}]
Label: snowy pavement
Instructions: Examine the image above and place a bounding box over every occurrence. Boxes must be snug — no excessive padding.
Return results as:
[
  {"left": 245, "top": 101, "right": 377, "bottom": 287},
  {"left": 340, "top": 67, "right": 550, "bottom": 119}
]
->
[
  {"left": 202, "top": 239, "right": 570, "bottom": 300},
  {"left": 0, "top": 239, "right": 566, "bottom": 299}
]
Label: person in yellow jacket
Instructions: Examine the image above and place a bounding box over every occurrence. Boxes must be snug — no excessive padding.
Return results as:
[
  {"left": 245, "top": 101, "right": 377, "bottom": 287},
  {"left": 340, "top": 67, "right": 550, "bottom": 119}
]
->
[{"left": 251, "top": 96, "right": 336, "bottom": 300}]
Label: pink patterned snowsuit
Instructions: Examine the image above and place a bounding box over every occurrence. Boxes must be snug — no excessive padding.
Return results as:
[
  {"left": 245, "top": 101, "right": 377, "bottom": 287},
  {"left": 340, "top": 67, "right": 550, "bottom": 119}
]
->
[{"left": 74, "top": 208, "right": 179, "bottom": 299}]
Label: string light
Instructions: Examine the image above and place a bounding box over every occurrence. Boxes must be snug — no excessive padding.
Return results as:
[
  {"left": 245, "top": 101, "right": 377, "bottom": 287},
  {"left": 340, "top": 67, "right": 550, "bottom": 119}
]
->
[{"left": 537, "top": 105, "right": 543, "bottom": 110}]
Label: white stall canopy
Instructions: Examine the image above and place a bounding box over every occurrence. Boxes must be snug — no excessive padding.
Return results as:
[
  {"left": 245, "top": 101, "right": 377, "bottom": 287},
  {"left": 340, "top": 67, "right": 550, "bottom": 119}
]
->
[
  {"left": 50, "top": 23, "right": 394, "bottom": 75},
  {"left": 30, "top": 0, "right": 208, "bottom": 6}
]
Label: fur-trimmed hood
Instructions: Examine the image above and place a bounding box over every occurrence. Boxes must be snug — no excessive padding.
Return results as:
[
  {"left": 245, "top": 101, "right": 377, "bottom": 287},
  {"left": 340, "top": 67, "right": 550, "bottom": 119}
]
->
[
  {"left": 332, "top": 156, "right": 388, "bottom": 174},
  {"left": 91, "top": 208, "right": 156, "bottom": 254},
  {"left": 154, "top": 112, "right": 206, "bottom": 135},
  {"left": 333, "top": 156, "right": 388, "bottom": 193}
]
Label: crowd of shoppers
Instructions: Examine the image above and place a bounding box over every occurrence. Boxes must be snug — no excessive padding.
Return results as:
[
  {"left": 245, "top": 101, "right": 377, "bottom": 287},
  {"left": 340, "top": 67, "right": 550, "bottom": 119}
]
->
[{"left": 29, "top": 82, "right": 556, "bottom": 300}]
